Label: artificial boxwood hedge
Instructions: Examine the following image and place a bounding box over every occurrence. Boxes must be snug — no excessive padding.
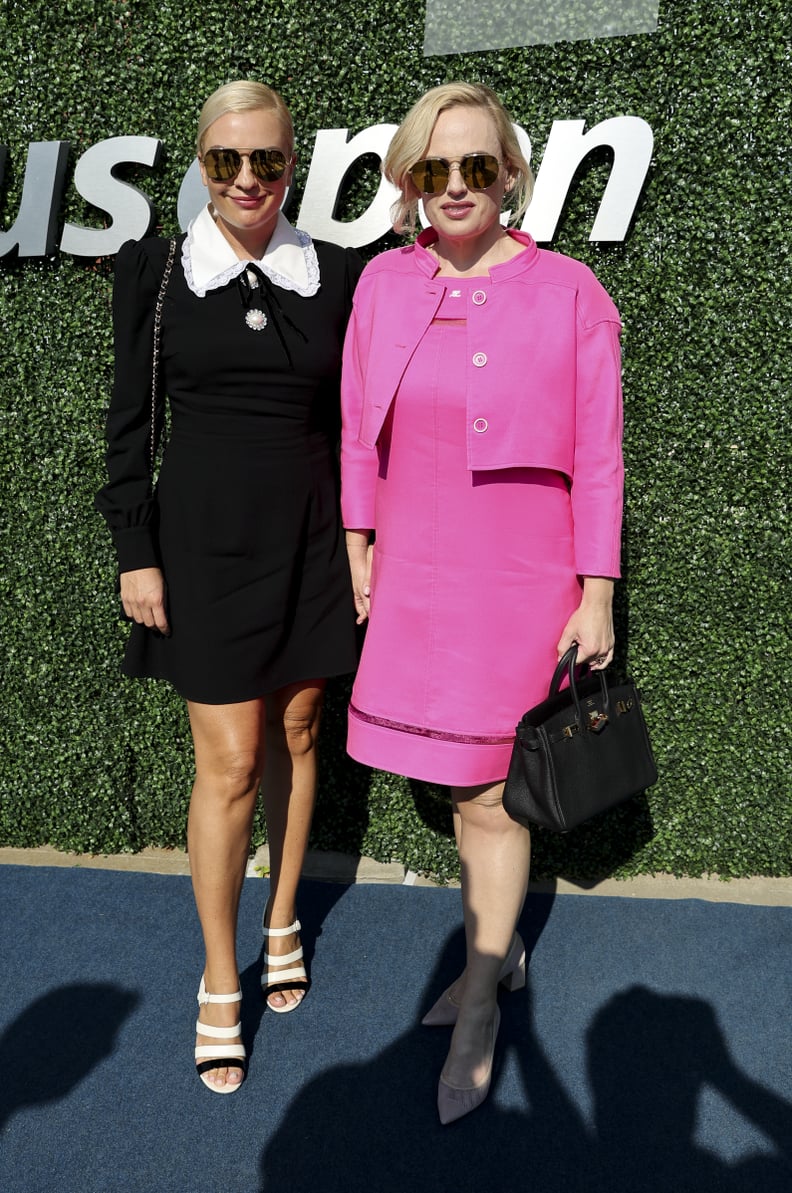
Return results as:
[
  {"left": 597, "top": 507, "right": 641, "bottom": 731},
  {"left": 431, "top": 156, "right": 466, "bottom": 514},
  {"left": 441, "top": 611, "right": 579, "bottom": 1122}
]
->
[{"left": 0, "top": 0, "right": 788, "bottom": 879}]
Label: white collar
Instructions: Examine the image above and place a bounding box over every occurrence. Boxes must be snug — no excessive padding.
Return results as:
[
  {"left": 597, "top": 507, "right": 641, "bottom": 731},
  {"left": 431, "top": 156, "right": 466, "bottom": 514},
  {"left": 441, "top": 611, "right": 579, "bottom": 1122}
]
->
[{"left": 182, "top": 206, "right": 320, "bottom": 298}]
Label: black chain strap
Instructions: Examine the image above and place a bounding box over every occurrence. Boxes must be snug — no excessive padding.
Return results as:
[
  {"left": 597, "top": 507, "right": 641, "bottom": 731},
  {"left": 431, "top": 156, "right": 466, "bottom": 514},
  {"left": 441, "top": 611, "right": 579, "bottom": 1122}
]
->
[{"left": 149, "top": 238, "right": 176, "bottom": 473}]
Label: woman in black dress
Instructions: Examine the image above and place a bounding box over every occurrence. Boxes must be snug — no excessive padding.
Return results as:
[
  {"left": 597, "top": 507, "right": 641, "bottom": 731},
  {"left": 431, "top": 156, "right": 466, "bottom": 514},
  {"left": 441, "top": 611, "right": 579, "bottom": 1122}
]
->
[{"left": 96, "top": 81, "right": 361, "bottom": 1093}]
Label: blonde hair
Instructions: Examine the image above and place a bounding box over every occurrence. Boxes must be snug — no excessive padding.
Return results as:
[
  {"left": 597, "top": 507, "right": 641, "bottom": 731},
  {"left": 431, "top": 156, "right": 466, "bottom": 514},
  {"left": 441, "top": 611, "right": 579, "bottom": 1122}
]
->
[
  {"left": 196, "top": 80, "right": 294, "bottom": 155},
  {"left": 383, "top": 82, "right": 533, "bottom": 234}
]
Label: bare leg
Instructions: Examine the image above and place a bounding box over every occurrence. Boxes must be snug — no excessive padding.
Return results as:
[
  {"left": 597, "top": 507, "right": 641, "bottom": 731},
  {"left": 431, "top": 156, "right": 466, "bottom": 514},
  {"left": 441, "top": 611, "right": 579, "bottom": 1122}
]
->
[
  {"left": 260, "top": 680, "right": 325, "bottom": 1010},
  {"left": 442, "top": 781, "right": 532, "bottom": 1090},
  {"left": 188, "top": 698, "right": 266, "bottom": 1090}
]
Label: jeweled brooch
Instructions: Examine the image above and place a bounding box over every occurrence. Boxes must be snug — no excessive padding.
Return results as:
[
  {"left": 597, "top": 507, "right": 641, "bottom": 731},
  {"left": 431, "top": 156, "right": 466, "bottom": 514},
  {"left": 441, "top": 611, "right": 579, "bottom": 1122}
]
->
[{"left": 245, "top": 309, "right": 268, "bottom": 331}]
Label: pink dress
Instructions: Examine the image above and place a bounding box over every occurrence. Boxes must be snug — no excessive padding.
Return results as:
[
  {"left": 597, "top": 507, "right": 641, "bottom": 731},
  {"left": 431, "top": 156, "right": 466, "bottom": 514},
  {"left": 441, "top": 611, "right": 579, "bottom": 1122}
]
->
[{"left": 347, "top": 275, "right": 583, "bottom": 785}]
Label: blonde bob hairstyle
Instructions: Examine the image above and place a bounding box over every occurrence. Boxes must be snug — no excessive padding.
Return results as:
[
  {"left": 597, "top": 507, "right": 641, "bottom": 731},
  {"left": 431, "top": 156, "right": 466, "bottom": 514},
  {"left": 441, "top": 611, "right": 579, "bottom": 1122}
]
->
[
  {"left": 196, "top": 80, "right": 294, "bottom": 156},
  {"left": 383, "top": 82, "right": 533, "bottom": 235}
]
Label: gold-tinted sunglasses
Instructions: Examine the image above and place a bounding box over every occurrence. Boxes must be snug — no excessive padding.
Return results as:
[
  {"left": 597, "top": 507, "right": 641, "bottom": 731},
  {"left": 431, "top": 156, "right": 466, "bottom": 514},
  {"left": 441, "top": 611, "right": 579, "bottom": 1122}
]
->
[
  {"left": 201, "top": 147, "right": 289, "bottom": 183},
  {"left": 408, "top": 153, "right": 502, "bottom": 194}
]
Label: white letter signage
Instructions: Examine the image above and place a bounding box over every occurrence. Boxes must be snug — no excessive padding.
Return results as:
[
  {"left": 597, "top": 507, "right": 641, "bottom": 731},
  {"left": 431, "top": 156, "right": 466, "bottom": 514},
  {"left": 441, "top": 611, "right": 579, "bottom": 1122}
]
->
[
  {"left": 297, "top": 125, "right": 400, "bottom": 248},
  {"left": 60, "top": 136, "right": 162, "bottom": 256},
  {"left": 524, "top": 117, "right": 653, "bottom": 242},
  {"left": 0, "top": 142, "right": 70, "bottom": 257},
  {"left": 0, "top": 115, "right": 654, "bottom": 259}
]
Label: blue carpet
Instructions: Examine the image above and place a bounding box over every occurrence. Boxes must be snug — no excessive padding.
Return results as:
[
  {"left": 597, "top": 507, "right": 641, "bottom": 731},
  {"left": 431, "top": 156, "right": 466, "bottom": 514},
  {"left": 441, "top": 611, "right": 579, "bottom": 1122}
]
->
[{"left": 0, "top": 866, "right": 790, "bottom": 1192}]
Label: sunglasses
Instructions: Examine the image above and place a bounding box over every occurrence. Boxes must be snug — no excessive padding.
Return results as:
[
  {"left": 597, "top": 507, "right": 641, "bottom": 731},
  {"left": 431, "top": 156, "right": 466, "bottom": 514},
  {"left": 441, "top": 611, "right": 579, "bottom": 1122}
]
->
[
  {"left": 202, "top": 147, "right": 289, "bottom": 183},
  {"left": 408, "top": 153, "right": 502, "bottom": 194}
]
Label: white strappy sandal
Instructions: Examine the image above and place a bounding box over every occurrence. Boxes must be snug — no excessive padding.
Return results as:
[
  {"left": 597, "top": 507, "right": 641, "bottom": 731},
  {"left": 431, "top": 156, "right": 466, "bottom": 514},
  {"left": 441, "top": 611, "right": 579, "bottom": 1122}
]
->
[
  {"left": 194, "top": 977, "right": 247, "bottom": 1093},
  {"left": 261, "top": 909, "right": 309, "bottom": 1013}
]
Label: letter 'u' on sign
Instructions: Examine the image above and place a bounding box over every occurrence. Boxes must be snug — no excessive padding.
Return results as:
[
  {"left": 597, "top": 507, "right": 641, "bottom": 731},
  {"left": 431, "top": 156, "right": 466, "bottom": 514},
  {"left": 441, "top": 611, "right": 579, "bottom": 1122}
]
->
[
  {"left": 0, "top": 142, "right": 70, "bottom": 257},
  {"left": 297, "top": 126, "right": 400, "bottom": 248}
]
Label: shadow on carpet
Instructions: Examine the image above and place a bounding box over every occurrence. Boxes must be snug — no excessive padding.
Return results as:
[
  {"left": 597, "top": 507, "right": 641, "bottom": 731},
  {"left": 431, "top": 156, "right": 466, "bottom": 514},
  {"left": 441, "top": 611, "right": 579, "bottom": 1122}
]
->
[{"left": 0, "top": 866, "right": 790, "bottom": 1193}]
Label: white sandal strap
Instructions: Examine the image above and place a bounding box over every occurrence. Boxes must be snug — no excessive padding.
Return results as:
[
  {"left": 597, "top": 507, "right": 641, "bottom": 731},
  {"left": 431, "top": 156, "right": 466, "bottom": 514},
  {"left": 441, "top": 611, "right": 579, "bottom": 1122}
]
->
[
  {"left": 197, "top": 977, "right": 242, "bottom": 1007},
  {"left": 195, "top": 1018, "right": 242, "bottom": 1040},
  {"left": 194, "top": 1044, "right": 246, "bottom": 1061},
  {"left": 195, "top": 978, "right": 239, "bottom": 1006},
  {"left": 263, "top": 944, "right": 304, "bottom": 967},
  {"left": 262, "top": 918, "right": 301, "bottom": 937},
  {"left": 261, "top": 965, "right": 306, "bottom": 986}
]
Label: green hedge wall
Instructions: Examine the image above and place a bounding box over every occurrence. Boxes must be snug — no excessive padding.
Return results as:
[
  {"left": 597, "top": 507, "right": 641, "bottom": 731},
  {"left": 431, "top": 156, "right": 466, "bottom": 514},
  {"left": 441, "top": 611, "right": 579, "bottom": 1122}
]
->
[{"left": 0, "top": 0, "right": 788, "bottom": 879}]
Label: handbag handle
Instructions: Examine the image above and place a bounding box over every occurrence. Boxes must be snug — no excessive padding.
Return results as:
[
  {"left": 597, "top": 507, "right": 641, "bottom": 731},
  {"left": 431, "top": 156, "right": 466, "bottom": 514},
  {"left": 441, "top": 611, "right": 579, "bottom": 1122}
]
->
[{"left": 550, "top": 645, "right": 610, "bottom": 732}]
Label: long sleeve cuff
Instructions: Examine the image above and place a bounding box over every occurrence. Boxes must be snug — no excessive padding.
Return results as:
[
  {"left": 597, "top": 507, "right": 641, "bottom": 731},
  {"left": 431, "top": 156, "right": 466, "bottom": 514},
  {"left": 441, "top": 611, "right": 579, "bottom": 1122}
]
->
[{"left": 110, "top": 525, "right": 161, "bottom": 574}]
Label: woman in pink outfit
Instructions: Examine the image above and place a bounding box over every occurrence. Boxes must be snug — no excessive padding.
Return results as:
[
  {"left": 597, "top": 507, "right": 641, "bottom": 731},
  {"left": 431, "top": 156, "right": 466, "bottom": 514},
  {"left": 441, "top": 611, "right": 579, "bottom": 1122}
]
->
[{"left": 341, "top": 83, "right": 623, "bottom": 1123}]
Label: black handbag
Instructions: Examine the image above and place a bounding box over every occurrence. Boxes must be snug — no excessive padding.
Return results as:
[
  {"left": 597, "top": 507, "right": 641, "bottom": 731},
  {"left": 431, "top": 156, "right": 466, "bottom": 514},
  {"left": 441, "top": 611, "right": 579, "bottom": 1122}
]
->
[{"left": 503, "top": 646, "right": 657, "bottom": 833}]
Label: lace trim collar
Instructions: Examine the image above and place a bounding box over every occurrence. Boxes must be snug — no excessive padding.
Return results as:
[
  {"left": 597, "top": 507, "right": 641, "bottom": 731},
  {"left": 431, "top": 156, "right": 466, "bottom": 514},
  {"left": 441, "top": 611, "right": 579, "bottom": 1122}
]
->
[{"left": 183, "top": 206, "right": 320, "bottom": 298}]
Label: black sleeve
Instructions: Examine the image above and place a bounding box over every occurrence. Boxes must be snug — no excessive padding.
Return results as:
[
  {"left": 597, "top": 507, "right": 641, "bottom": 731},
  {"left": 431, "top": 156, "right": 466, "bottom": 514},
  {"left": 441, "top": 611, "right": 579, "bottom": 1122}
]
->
[
  {"left": 94, "top": 237, "right": 172, "bottom": 573},
  {"left": 343, "top": 246, "right": 366, "bottom": 318}
]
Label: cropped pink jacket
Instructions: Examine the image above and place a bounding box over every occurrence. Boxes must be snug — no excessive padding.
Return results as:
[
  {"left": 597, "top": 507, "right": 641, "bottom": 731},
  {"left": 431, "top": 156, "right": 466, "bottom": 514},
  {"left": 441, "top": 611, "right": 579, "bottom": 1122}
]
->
[{"left": 340, "top": 229, "right": 624, "bottom": 578}]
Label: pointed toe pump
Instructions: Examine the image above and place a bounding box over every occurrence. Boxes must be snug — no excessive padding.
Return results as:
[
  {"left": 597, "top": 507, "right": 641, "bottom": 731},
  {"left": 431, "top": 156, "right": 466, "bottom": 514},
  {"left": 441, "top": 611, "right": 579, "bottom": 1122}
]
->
[
  {"left": 422, "top": 933, "right": 525, "bottom": 1027},
  {"left": 437, "top": 1007, "right": 501, "bottom": 1125}
]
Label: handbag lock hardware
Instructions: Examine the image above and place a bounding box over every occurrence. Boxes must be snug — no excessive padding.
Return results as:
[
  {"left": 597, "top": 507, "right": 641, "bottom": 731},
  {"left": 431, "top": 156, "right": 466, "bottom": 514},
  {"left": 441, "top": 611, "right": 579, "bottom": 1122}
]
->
[
  {"left": 560, "top": 711, "right": 608, "bottom": 739},
  {"left": 561, "top": 709, "right": 609, "bottom": 737}
]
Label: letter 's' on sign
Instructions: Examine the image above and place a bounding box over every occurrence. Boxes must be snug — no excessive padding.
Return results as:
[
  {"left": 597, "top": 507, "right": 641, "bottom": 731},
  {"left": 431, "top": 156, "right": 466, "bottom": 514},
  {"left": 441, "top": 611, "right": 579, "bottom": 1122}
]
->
[{"left": 60, "top": 137, "right": 162, "bottom": 256}]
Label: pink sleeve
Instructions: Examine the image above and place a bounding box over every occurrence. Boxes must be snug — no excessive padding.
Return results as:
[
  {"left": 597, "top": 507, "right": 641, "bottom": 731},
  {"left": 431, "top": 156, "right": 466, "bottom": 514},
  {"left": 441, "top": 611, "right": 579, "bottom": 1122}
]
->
[
  {"left": 571, "top": 313, "right": 624, "bottom": 578},
  {"left": 340, "top": 303, "right": 378, "bottom": 530}
]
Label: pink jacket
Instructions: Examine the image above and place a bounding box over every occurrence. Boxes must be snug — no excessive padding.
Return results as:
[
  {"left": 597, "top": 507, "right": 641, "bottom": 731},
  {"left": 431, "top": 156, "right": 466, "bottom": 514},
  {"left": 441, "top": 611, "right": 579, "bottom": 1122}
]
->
[{"left": 341, "top": 229, "right": 624, "bottom": 578}]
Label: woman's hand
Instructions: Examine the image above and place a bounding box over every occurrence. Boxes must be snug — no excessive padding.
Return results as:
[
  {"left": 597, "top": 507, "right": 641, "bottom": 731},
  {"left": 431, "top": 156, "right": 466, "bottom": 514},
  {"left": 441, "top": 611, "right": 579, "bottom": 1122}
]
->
[
  {"left": 345, "top": 530, "right": 373, "bottom": 625},
  {"left": 119, "top": 567, "right": 170, "bottom": 635},
  {"left": 557, "top": 577, "right": 615, "bottom": 670}
]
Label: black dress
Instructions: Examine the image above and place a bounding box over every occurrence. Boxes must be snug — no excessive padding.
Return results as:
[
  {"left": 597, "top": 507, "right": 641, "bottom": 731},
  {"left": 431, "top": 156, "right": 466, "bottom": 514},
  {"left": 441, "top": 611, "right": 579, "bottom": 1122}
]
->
[{"left": 96, "top": 230, "right": 363, "bottom": 703}]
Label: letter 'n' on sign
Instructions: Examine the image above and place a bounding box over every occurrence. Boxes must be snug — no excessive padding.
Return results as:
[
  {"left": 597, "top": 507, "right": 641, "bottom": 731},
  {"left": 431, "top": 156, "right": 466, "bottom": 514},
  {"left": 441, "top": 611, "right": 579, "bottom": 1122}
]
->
[{"left": 524, "top": 117, "right": 653, "bottom": 242}]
